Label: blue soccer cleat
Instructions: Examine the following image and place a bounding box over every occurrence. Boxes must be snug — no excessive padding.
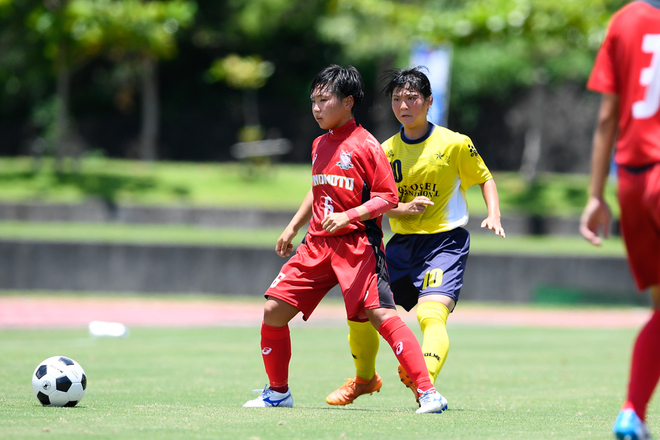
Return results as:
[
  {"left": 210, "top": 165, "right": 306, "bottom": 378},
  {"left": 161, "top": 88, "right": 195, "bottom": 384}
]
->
[
  {"left": 613, "top": 408, "right": 652, "bottom": 440},
  {"left": 243, "top": 385, "right": 293, "bottom": 408}
]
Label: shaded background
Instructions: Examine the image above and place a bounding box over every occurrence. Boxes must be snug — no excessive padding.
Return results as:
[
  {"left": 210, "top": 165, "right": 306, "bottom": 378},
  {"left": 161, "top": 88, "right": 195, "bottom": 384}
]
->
[{"left": 0, "top": 0, "right": 625, "bottom": 173}]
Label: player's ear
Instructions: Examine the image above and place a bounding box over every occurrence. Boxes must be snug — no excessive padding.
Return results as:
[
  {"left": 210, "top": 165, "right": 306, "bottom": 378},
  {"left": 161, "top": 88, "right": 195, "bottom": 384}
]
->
[
  {"left": 344, "top": 95, "right": 354, "bottom": 110},
  {"left": 426, "top": 95, "right": 433, "bottom": 109}
]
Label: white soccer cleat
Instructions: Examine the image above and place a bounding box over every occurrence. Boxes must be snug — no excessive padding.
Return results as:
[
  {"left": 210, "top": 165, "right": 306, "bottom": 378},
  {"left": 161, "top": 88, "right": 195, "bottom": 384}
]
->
[
  {"left": 415, "top": 388, "right": 448, "bottom": 414},
  {"left": 243, "top": 385, "right": 293, "bottom": 408}
]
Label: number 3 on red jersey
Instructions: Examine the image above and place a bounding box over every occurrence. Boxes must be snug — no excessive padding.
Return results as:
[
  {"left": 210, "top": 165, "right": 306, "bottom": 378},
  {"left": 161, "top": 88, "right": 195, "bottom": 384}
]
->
[{"left": 633, "top": 34, "right": 660, "bottom": 119}]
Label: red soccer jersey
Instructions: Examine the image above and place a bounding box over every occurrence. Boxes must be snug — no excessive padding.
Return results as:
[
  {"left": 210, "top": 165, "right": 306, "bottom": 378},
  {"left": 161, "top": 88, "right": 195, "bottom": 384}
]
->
[
  {"left": 308, "top": 118, "right": 399, "bottom": 237},
  {"left": 587, "top": 1, "right": 660, "bottom": 167}
]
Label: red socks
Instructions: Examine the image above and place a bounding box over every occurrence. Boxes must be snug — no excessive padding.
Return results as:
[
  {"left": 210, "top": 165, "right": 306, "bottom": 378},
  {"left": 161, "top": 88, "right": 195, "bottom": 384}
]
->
[
  {"left": 626, "top": 310, "right": 660, "bottom": 420},
  {"left": 261, "top": 322, "right": 291, "bottom": 393},
  {"left": 378, "top": 316, "right": 434, "bottom": 393}
]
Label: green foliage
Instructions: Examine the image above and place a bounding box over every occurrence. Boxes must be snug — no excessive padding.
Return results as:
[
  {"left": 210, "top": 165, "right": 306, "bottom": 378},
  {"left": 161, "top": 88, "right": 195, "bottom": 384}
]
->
[
  {"left": 206, "top": 54, "right": 275, "bottom": 89},
  {"left": 29, "top": 97, "right": 60, "bottom": 152},
  {"left": 195, "top": 0, "right": 337, "bottom": 108},
  {"left": 450, "top": 39, "right": 536, "bottom": 101},
  {"left": 25, "top": 0, "right": 197, "bottom": 62},
  {"left": 317, "top": 0, "right": 628, "bottom": 126},
  {"left": 236, "top": 125, "right": 265, "bottom": 142},
  {"left": 229, "top": 0, "right": 299, "bottom": 38},
  {"left": 65, "top": 0, "right": 197, "bottom": 60},
  {"left": 438, "top": 0, "right": 627, "bottom": 122},
  {"left": 317, "top": 0, "right": 425, "bottom": 64},
  {"left": 0, "top": 0, "right": 632, "bottom": 155}
]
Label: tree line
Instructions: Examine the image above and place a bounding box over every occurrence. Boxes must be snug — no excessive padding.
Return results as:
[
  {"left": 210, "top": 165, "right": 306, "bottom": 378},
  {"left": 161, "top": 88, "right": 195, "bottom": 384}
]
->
[{"left": 0, "top": 0, "right": 626, "bottom": 173}]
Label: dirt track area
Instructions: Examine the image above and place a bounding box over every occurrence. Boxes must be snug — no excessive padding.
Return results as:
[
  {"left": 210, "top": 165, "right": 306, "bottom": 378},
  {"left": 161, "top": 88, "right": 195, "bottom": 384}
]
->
[{"left": 0, "top": 295, "right": 651, "bottom": 330}]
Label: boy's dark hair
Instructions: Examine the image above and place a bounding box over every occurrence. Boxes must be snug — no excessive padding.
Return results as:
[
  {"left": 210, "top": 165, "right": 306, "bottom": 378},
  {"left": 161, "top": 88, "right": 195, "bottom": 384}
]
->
[
  {"left": 381, "top": 66, "right": 432, "bottom": 99},
  {"left": 310, "top": 65, "right": 364, "bottom": 114}
]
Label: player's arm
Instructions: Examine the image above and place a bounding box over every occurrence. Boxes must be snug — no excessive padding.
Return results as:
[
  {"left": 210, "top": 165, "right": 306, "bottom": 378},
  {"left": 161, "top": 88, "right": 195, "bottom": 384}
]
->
[
  {"left": 386, "top": 196, "right": 434, "bottom": 218},
  {"left": 276, "top": 189, "right": 313, "bottom": 257},
  {"left": 479, "top": 179, "right": 505, "bottom": 238},
  {"left": 321, "top": 197, "right": 396, "bottom": 234},
  {"left": 580, "top": 92, "right": 618, "bottom": 246}
]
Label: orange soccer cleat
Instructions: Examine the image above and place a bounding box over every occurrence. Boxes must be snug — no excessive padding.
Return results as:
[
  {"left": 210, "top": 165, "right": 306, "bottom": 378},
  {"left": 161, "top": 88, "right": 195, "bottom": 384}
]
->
[
  {"left": 326, "top": 372, "right": 383, "bottom": 405},
  {"left": 397, "top": 364, "right": 421, "bottom": 407}
]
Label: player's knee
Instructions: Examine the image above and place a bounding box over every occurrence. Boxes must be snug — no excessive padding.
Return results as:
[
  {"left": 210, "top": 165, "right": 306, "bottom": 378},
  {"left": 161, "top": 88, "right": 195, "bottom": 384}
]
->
[
  {"left": 263, "top": 297, "right": 299, "bottom": 327},
  {"left": 365, "top": 307, "right": 398, "bottom": 330}
]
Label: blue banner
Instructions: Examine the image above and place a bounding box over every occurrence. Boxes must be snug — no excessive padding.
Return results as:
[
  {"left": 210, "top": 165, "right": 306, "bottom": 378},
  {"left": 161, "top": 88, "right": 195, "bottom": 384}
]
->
[{"left": 410, "top": 43, "right": 453, "bottom": 127}]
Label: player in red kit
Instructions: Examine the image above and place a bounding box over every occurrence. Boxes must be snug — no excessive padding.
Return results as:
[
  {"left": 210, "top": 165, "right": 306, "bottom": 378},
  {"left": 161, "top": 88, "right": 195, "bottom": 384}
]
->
[
  {"left": 580, "top": 1, "right": 660, "bottom": 438},
  {"left": 243, "top": 65, "right": 447, "bottom": 413}
]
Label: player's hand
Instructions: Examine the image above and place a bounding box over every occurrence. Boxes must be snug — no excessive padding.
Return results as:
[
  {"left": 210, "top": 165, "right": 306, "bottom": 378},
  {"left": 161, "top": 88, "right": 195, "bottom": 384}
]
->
[
  {"left": 580, "top": 197, "right": 611, "bottom": 246},
  {"left": 481, "top": 216, "right": 506, "bottom": 238},
  {"left": 321, "top": 212, "right": 350, "bottom": 234},
  {"left": 275, "top": 227, "right": 297, "bottom": 257},
  {"left": 404, "top": 196, "right": 434, "bottom": 215}
]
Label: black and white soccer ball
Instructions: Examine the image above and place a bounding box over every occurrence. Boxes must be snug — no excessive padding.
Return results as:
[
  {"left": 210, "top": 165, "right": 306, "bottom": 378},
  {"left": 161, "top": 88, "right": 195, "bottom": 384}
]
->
[{"left": 32, "top": 356, "right": 87, "bottom": 407}]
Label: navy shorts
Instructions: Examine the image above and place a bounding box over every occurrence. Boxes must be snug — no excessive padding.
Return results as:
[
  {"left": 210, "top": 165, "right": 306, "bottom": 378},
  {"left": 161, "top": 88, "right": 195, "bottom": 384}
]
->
[{"left": 386, "top": 228, "right": 470, "bottom": 312}]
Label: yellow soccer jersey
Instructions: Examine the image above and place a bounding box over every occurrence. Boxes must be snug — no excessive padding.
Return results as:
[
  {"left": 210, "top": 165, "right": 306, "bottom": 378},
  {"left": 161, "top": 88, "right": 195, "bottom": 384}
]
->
[{"left": 382, "top": 124, "right": 492, "bottom": 235}]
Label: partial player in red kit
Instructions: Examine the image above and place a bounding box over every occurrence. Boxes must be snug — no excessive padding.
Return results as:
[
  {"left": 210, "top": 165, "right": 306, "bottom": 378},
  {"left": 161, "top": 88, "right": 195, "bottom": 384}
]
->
[
  {"left": 580, "top": 1, "right": 660, "bottom": 438},
  {"left": 243, "top": 64, "right": 448, "bottom": 413}
]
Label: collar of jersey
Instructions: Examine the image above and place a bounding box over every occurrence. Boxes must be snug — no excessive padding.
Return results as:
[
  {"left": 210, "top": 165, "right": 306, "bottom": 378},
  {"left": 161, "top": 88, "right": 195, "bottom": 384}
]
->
[
  {"left": 327, "top": 118, "right": 357, "bottom": 140},
  {"left": 399, "top": 122, "right": 435, "bottom": 144}
]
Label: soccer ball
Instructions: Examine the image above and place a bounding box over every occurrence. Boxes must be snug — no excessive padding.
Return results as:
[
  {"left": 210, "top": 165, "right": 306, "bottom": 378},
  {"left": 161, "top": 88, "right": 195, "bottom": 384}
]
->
[{"left": 32, "top": 356, "right": 87, "bottom": 407}]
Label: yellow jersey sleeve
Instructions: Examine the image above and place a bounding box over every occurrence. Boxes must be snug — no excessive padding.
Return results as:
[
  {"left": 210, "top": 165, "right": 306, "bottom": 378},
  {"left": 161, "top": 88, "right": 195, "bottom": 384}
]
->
[
  {"left": 382, "top": 125, "right": 492, "bottom": 235},
  {"left": 456, "top": 136, "right": 492, "bottom": 191}
]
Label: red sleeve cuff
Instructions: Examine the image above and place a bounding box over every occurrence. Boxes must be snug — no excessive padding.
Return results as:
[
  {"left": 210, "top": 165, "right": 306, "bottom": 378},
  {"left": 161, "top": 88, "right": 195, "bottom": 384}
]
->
[{"left": 345, "top": 208, "right": 361, "bottom": 223}]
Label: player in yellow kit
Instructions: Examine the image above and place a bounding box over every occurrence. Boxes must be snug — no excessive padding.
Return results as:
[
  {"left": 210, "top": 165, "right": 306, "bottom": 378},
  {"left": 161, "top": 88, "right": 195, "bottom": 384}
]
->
[{"left": 326, "top": 66, "right": 505, "bottom": 407}]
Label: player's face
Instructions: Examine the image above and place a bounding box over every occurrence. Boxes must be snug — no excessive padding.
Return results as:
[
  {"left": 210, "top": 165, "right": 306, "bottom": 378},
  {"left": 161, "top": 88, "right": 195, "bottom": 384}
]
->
[
  {"left": 391, "top": 86, "right": 432, "bottom": 129},
  {"left": 311, "top": 87, "right": 353, "bottom": 130}
]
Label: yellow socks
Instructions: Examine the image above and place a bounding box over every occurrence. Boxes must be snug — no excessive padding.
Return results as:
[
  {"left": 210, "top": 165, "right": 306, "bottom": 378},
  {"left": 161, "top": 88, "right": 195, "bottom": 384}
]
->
[
  {"left": 347, "top": 319, "right": 380, "bottom": 381},
  {"left": 417, "top": 301, "right": 450, "bottom": 384},
  {"left": 346, "top": 302, "right": 449, "bottom": 384}
]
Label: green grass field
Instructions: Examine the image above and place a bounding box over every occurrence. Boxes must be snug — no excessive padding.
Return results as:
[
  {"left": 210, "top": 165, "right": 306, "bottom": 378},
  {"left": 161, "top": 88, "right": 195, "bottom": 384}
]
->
[
  {"left": 0, "top": 220, "right": 627, "bottom": 257},
  {"left": 0, "top": 156, "right": 626, "bottom": 256},
  {"left": 0, "top": 320, "right": 652, "bottom": 440},
  {"left": 0, "top": 157, "right": 311, "bottom": 210},
  {"left": 0, "top": 158, "right": 639, "bottom": 439},
  {"left": 0, "top": 156, "right": 620, "bottom": 217}
]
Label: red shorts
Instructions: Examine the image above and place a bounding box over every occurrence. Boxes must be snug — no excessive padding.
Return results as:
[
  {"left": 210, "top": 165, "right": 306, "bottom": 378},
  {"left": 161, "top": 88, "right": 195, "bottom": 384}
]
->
[
  {"left": 265, "top": 231, "right": 396, "bottom": 322},
  {"left": 618, "top": 163, "right": 660, "bottom": 290}
]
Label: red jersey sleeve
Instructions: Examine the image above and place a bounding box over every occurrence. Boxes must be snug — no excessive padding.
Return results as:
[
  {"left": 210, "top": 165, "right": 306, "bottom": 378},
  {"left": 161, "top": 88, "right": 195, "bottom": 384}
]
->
[{"left": 587, "top": 18, "right": 619, "bottom": 95}]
